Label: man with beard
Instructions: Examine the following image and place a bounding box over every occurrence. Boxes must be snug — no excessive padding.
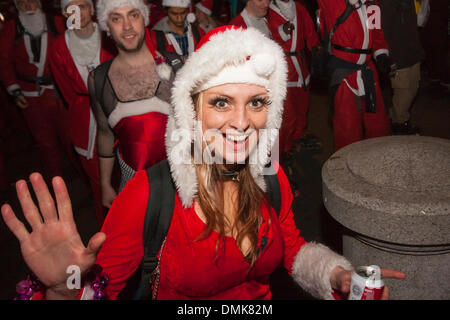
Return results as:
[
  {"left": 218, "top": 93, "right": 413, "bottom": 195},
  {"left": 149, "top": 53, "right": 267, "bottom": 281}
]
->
[
  {"left": 268, "top": 0, "right": 320, "bottom": 157},
  {"left": 317, "top": 0, "right": 391, "bottom": 151},
  {"left": 49, "top": 0, "right": 116, "bottom": 228},
  {"left": 89, "top": 0, "right": 172, "bottom": 208},
  {"left": 150, "top": 0, "right": 204, "bottom": 68},
  {"left": 0, "top": 0, "right": 75, "bottom": 183},
  {"left": 230, "top": 0, "right": 271, "bottom": 38}
]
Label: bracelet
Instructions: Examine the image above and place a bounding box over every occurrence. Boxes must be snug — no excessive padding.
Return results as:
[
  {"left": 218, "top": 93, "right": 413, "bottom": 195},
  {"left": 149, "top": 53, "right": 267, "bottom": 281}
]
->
[
  {"left": 14, "top": 273, "right": 44, "bottom": 300},
  {"left": 14, "top": 265, "right": 109, "bottom": 300}
]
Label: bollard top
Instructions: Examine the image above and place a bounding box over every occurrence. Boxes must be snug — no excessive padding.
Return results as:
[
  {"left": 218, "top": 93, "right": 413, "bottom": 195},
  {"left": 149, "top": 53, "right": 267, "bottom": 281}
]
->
[{"left": 322, "top": 136, "right": 450, "bottom": 245}]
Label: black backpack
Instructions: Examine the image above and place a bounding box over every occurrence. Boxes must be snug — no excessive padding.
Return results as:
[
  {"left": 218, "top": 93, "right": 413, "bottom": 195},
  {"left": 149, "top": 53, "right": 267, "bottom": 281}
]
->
[{"left": 118, "top": 159, "right": 282, "bottom": 300}]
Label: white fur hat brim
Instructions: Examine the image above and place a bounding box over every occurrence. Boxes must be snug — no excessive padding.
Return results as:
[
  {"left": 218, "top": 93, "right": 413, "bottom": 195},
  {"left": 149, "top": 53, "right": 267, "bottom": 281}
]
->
[
  {"left": 166, "top": 26, "right": 287, "bottom": 208},
  {"left": 96, "top": 0, "right": 149, "bottom": 31},
  {"left": 61, "top": 0, "right": 94, "bottom": 14}
]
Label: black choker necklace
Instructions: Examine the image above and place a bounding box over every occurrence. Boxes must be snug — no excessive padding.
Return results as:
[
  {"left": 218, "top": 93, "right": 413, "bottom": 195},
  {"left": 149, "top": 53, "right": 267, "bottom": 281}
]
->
[{"left": 220, "top": 169, "right": 240, "bottom": 181}]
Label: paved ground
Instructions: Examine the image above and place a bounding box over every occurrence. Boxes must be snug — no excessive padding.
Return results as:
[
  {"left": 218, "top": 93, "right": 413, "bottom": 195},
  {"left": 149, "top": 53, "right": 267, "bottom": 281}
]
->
[{"left": 0, "top": 68, "right": 448, "bottom": 300}]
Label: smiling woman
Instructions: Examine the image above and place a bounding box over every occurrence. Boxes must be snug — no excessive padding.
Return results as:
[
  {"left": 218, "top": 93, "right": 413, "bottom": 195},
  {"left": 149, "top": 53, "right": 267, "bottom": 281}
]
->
[{"left": 1, "top": 23, "right": 406, "bottom": 301}]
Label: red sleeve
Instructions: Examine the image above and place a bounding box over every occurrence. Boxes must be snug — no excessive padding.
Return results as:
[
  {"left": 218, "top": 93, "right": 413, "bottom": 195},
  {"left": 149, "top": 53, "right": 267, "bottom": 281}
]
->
[
  {"left": 0, "top": 20, "right": 19, "bottom": 91},
  {"left": 49, "top": 38, "right": 78, "bottom": 104},
  {"left": 95, "top": 170, "right": 150, "bottom": 300},
  {"left": 54, "top": 15, "right": 67, "bottom": 35},
  {"left": 298, "top": 3, "right": 320, "bottom": 50},
  {"left": 275, "top": 165, "right": 307, "bottom": 275}
]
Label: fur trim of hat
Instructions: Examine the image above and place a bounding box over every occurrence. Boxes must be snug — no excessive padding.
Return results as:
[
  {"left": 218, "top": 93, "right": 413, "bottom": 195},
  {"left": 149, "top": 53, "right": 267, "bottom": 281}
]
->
[
  {"left": 96, "top": 0, "right": 149, "bottom": 31},
  {"left": 162, "top": 0, "right": 191, "bottom": 8},
  {"left": 61, "top": 0, "right": 94, "bottom": 14},
  {"left": 166, "top": 26, "right": 287, "bottom": 208}
]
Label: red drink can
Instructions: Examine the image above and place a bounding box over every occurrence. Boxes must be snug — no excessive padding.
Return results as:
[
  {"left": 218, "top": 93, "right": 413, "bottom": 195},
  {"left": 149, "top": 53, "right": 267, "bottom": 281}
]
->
[{"left": 349, "top": 265, "right": 385, "bottom": 300}]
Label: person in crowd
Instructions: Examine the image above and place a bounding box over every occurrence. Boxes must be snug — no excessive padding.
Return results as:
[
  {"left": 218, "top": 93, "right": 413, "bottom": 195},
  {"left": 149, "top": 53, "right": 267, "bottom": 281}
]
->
[
  {"left": 143, "top": 0, "right": 166, "bottom": 29},
  {"left": 317, "top": 0, "right": 391, "bottom": 151},
  {"left": 0, "top": 0, "right": 75, "bottom": 183},
  {"left": 1, "top": 25, "right": 406, "bottom": 301},
  {"left": 230, "top": 0, "right": 270, "bottom": 38},
  {"left": 419, "top": 0, "right": 450, "bottom": 91},
  {"left": 49, "top": 0, "right": 116, "bottom": 228},
  {"left": 150, "top": 0, "right": 204, "bottom": 62},
  {"left": 89, "top": 0, "right": 172, "bottom": 208},
  {"left": 194, "top": 0, "right": 217, "bottom": 33},
  {"left": 268, "top": 0, "right": 320, "bottom": 157},
  {"left": 378, "top": 0, "right": 425, "bottom": 135}
]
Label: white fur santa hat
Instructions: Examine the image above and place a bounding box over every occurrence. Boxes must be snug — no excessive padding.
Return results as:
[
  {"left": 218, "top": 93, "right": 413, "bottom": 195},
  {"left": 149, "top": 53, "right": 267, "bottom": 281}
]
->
[
  {"left": 162, "top": 0, "right": 196, "bottom": 23},
  {"left": 195, "top": 0, "right": 213, "bottom": 16},
  {"left": 61, "top": 0, "right": 94, "bottom": 14},
  {"left": 96, "top": 0, "right": 149, "bottom": 31},
  {"left": 13, "top": 0, "right": 41, "bottom": 8},
  {"left": 166, "top": 26, "right": 288, "bottom": 208}
]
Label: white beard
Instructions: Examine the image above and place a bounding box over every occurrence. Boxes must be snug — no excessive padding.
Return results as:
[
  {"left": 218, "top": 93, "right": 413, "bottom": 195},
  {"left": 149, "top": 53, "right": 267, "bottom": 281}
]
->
[
  {"left": 274, "top": 0, "right": 296, "bottom": 21},
  {"left": 19, "top": 9, "right": 46, "bottom": 37}
]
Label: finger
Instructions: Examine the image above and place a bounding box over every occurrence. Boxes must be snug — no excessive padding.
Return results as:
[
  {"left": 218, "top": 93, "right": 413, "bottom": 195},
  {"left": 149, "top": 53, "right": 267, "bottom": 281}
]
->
[
  {"left": 29, "top": 173, "right": 58, "bottom": 224},
  {"left": 381, "top": 269, "right": 406, "bottom": 280},
  {"left": 1, "top": 204, "right": 30, "bottom": 243},
  {"left": 381, "top": 286, "right": 390, "bottom": 300},
  {"left": 86, "top": 232, "right": 106, "bottom": 256},
  {"left": 16, "top": 179, "right": 43, "bottom": 229},
  {"left": 52, "top": 176, "right": 73, "bottom": 223}
]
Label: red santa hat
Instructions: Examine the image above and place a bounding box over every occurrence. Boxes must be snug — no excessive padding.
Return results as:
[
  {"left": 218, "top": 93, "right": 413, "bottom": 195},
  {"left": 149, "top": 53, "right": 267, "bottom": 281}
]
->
[
  {"left": 166, "top": 26, "right": 287, "bottom": 208},
  {"left": 162, "top": 0, "right": 191, "bottom": 8},
  {"left": 61, "top": 0, "right": 94, "bottom": 14},
  {"left": 96, "top": 0, "right": 150, "bottom": 31},
  {"left": 195, "top": 0, "right": 213, "bottom": 16}
]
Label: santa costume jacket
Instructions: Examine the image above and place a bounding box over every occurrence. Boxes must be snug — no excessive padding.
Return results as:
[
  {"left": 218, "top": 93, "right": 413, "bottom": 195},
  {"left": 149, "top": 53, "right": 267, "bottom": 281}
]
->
[
  {"left": 317, "top": 0, "right": 390, "bottom": 150},
  {"left": 268, "top": 1, "right": 319, "bottom": 153}
]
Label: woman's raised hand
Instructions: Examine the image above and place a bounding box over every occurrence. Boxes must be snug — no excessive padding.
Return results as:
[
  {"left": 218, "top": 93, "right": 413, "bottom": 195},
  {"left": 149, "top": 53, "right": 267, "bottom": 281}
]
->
[{"left": 1, "top": 173, "right": 106, "bottom": 299}]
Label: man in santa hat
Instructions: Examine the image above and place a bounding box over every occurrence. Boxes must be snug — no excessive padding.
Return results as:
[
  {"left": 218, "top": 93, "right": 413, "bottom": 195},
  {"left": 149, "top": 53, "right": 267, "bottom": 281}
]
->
[
  {"left": 194, "top": 0, "right": 216, "bottom": 33},
  {"left": 317, "top": 0, "right": 391, "bottom": 151},
  {"left": 89, "top": 0, "right": 172, "bottom": 208},
  {"left": 229, "top": 0, "right": 271, "bottom": 38},
  {"left": 150, "top": 0, "right": 204, "bottom": 69},
  {"left": 0, "top": 0, "right": 75, "bottom": 183},
  {"left": 268, "top": 0, "right": 320, "bottom": 157},
  {"left": 49, "top": 0, "right": 116, "bottom": 229}
]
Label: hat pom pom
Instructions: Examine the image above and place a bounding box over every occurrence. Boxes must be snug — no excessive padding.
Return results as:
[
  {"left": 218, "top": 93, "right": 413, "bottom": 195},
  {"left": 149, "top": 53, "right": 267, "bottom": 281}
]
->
[
  {"left": 187, "top": 12, "right": 196, "bottom": 24},
  {"left": 251, "top": 53, "right": 275, "bottom": 78}
]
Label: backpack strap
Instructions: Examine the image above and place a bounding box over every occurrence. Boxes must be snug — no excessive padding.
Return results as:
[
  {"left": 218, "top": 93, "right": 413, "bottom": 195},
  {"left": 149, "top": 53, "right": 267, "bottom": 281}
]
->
[
  {"left": 264, "top": 173, "right": 281, "bottom": 217},
  {"left": 92, "top": 59, "right": 113, "bottom": 113},
  {"left": 139, "top": 160, "right": 176, "bottom": 300}
]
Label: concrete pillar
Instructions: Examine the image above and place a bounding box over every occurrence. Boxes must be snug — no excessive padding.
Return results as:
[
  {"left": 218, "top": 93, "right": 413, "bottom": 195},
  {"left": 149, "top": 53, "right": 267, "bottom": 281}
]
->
[{"left": 322, "top": 136, "right": 450, "bottom": 299}]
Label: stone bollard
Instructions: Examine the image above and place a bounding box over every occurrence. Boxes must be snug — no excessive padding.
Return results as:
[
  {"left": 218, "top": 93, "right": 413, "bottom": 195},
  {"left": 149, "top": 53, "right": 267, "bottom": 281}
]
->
[{"left": 322, "top": 136, "right": 450, "bottom": 299}]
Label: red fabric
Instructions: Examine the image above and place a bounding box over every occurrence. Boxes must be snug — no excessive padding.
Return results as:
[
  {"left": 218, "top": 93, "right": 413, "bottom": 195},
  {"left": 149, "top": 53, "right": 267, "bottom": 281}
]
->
[
  {"left": 333, "top": 79, "right": 390, "bottom": 151},
  {"left": 21, "top": 91, "right": 74, "bottom": 181},
  {"left": 268, "top": 2, "right": 319, "bottom": 84},
  {"left": 96, "top": 165, "right": 307, "bottom": 300},
  {"left": 278, "top": 86, "right": 310, "bottom": 154},
  {"left": 115, "top": 112, "right": 168, "bottom": 172},
  {"left": 49, "top": 31, "right": 115, "bottom": 151},
  {"left": 229, "top": 13, "right": 248, "bottom": 29},
  {"left": 0, "top": 16, "right": 65, "bottom": 93}
]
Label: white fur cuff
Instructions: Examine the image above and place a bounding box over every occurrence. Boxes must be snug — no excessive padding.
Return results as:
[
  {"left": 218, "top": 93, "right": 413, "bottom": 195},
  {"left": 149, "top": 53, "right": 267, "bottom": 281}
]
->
[{"left": 291, "top": 242, "right": 353, "bottom": 300}]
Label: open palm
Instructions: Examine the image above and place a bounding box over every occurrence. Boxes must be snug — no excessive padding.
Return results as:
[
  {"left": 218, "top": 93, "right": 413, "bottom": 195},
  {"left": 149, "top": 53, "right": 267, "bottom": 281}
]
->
[{"left": 1, "top": 173, "right": 106, "bottom": 298}]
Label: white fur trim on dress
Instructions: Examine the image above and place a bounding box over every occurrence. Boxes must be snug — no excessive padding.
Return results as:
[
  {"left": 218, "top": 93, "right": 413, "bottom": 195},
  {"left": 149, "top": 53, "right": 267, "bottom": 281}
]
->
[
  {"left": 167, "top": 27, "right": 287, "bottom": 208},
  {"left": 96, "top": 0, "right": 149, "bottom": 31},
  {"left": 108, "top": 97, "right": 170, "bottom": 128},
  {"left": 291, "top": 242, "right": 353, "bottom": 300}
]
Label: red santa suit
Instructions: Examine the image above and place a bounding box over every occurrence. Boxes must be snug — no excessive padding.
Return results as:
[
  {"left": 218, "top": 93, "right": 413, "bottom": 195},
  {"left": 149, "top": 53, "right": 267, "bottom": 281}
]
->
[
  {"left": 49, "top": 23, "right": 116, "bottom": 228},
  {"left": 229, "top": 8, "right": 272, "bottom": 38},
  {"left": 0, "top": 14, "right": 73, "bottom": 181},
  {"left": 268, "top": 1, "right": 319, "bottom": 154},
  {"left": 317, "top": 0, "right": 390, "bottom": 150}
]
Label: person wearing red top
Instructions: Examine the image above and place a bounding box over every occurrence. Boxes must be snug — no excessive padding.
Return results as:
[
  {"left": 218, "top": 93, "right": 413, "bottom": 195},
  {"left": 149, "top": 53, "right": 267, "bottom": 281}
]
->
[
  {"left": 49, "top": 0, "right": 117, "bottom": 228},
  {"left": 268, "top": 0, "right": 319, "bottom": 156},
  {"left": 230, "top": 0, "right": 270, "bottom": 37},
  {"left": 317, "top": 0, "right": 391, "bottom": 151},
  {"left": 1, "top": 26, "right": 406, "bottom": 301},
  {"left": 0, "top": 0, "right": 74, "bottom": 183},
  {"left": 89, "top": 0, "right": 172, "bottom": 209}
]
